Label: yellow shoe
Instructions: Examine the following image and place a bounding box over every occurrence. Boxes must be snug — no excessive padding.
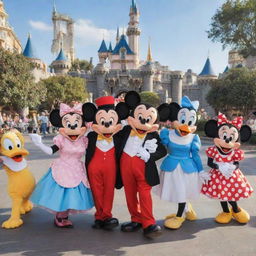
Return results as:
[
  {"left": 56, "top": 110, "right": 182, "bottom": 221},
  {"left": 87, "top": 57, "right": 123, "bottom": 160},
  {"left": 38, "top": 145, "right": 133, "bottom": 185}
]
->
[
  {"left": 185, "top": 203, "right": 197, "bottom": 221},
  {"left": 165, "top": 213, "right": 176, "bottom": 220},
  {"left": 164, "top": 216, "right": 185, "bottom": 229},
  {"left": 215, "top": 211, "right": 232, "bottom": 224},
  {"left": 232, "top": 208, "right": 250, "bottom": 224}
]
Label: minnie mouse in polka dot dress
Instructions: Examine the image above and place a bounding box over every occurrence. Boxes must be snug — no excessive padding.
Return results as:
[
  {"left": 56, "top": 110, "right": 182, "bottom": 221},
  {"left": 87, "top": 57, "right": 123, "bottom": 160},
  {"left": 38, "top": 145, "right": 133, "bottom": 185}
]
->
[{"left": 202, "top": 113, "right": 253, "bottom": 224}]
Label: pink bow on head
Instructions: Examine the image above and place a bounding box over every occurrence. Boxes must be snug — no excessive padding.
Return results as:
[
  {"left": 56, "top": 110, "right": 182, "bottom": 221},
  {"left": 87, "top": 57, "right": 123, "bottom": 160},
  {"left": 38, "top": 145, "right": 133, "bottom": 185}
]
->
[
  {"left": 217, "top": 112, "right": 243, "bottom": 130},
  {"left": 59, "top": 103, "right": 83, "bottom": 117}
]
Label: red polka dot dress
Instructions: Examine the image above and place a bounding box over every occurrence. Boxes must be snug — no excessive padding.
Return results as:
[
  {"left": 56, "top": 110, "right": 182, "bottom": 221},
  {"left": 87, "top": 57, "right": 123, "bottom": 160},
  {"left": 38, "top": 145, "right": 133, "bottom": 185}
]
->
[{"left": 202, "top": 146, "right": 253, "bottom": 201}]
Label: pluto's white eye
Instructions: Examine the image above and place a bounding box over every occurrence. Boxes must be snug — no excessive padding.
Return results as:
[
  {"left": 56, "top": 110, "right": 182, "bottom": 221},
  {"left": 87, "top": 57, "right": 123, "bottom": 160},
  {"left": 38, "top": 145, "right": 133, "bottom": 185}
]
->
[{"left": 3, "top": 138, "right": 14, "bottom": 151}]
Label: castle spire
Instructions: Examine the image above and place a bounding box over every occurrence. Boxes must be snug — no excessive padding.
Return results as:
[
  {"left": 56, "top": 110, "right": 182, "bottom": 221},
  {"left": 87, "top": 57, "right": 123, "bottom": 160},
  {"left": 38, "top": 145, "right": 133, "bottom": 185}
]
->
[
  {"left": 147, "top": 38, "right": 153, "bottom": 63},
  {"left": 53, "top": 0, "right": 57, "bottom": 13},
  {"left": 23, "top": 33, "right": 37, "bottom": 59},
  {"left": 116, "top": 26, "right": 120, "bottom": 44}
]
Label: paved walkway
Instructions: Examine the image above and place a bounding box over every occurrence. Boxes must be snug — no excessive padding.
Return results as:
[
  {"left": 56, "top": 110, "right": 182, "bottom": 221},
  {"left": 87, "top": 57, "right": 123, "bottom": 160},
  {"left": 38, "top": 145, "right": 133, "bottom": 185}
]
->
[{"left": 0, "top": 136, "right": 255, "bottom": 256}]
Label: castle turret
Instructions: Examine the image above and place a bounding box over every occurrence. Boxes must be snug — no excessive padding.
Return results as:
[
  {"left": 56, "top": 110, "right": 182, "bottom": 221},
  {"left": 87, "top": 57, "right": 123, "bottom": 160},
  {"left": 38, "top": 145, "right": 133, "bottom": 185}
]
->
[
  {"left": 94, "top": 62, "right": 108, "bottom": 97},
  {"left": 51, "top": 48, "right": 70, "bottom": 75},
  {"left": 171, "top": 71, "right": 184, "bottom": 104},
  {"left": 126, "top": 0, "right": 140, "bottom": 67},
  {"left": 98, "top": 39, "right": 108, "bottom": 63}
]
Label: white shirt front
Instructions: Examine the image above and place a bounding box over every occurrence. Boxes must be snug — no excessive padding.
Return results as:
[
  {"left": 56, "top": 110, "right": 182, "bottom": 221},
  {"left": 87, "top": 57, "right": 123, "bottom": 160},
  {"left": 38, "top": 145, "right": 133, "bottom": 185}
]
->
[
  {"left": 123, "top": 134, "right": 145, "bottom": 157},
  {"left": 96, "top": 139, "right": 114, "bottom": 152}
]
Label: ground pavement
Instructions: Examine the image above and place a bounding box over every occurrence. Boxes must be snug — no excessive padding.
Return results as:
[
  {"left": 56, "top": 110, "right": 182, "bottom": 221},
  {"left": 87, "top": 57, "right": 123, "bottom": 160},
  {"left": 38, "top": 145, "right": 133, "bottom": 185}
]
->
[{"left": 0, "top": 136, "right": 255, "bottom": 256}]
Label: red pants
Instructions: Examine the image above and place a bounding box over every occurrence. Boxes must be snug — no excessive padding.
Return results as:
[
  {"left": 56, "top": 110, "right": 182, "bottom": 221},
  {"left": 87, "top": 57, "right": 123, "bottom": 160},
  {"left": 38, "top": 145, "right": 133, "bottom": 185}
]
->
[
  {"left": 121, "top": 152, "right": 156, "bottom": 228},
  {"left": 88, "top": 147, "right": 116, "bottom": 221}
]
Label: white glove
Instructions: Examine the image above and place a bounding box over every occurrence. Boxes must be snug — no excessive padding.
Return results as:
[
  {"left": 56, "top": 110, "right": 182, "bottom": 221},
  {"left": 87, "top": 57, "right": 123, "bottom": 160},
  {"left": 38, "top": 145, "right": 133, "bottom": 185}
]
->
[
  {"left": 144, "top": 139, "right": 158, "bottom": 153},
  {"left": 29, "top": 134, "right": 53, "bottom": 155},
  {"left": 136, "top": 146, "right": 150, "bottom": 162},
  {"left": 199, "top": 171, "right": 211, "bottom": 184},
  {"left": 217, "top": 162, "right": 236, "bottom": 179}
]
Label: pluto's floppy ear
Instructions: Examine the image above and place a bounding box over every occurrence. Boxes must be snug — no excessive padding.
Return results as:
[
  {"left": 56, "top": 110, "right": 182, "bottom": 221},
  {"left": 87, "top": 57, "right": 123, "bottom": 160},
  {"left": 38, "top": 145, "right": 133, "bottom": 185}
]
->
[
  {"left": 204, "top": 120, "right": 218, "bottom": 138},
  {"left": 82, "top": 103, "right": 97, "bottom": 122},
  {"left": 50, "top": 109, "right": 62, "bottom": 127},
  {"left": 240, "top": 125, "right": 252, "bottom": 142},
  {"left": 157, "top": 103, "right": 171, "bottom": 122},
  {"left": 169, "top": 102, "right": 181, "bottom": 122},
  {"left": 124, "top": 91, "right": 141, "bottom": 109},
  {"left": 115, "top": 102, "right": 130, "bottom": 120}
]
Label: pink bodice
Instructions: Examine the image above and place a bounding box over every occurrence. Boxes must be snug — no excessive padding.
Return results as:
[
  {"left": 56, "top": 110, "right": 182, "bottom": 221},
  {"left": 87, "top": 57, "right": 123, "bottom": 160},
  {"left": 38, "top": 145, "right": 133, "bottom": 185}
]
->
[{"left": 51, "top": 134, "right": 90, "bottom": 188}]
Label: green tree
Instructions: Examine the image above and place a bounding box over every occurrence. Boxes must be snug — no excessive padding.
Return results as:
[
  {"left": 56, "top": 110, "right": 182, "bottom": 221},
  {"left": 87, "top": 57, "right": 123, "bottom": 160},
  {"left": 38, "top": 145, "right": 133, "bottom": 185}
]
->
[
  {"left": 206, "top": 68, "right": 256, "bottom": 118},
  {"left": 0, "top": 49, "right": 46, "bottom": 113},
  {"left": 208, "top": 0, "right": 256, "bottom": 57},
  {"left": 140, "top": 91, "right": 161, "bottom": 108},
  {"left": 70, "top": 58, "right": 93, "bottom": 71},
  {"left": 39, "top": 75, "right": 88, "bottom": 109}
]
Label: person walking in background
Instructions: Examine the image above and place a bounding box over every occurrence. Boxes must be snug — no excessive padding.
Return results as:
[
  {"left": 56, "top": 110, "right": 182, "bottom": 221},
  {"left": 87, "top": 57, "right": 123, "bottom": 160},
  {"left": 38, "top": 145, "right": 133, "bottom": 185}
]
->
[{"left": 38, "top": 112, "right": 49, "bottom": 137}]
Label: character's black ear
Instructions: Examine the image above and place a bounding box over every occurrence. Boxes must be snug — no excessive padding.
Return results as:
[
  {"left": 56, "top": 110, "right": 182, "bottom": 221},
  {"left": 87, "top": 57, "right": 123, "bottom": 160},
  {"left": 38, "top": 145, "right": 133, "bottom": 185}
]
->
[
  {"left": 124, "top": 91, "right": 141, "bottom": 109},
  {"left": 157, "top": 103, "right": 171, "bottom": 122},
  {"left": 82, "top": 103, "right": 97, "bottom": 122},
  {"left": 115, "top": 102, "right": 130, "bottom": 120},
  {"left": 204, "top": 120, "right": 218, "bottom": 138},
  {"left": 169, "top": 103, "right": 181, "bottom": 121},
  {"left": 50, "top": 109, "right": 62, "bottom": 127},
  {"left": 240, "top": 125, "right": 252, "bottom": 142}
]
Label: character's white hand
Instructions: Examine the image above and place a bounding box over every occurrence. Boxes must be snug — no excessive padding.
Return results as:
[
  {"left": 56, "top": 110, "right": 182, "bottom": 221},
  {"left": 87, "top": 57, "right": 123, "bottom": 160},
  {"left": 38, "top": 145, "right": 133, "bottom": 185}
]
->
[
  {"left": 136, "top": 146, "right": 150, "bottom": 162},
  {"left": 29, "top": 133, "right": 42, "bottom": 145},
  {"left": 199, "top": 171, "right": 211, "bottom": 184},
  {"left": 29, "top": 133, "right": 53, "bottom": 155},
  {"left": 144, "top": 138, "right": 158, "bottom": 153},
  {"left": 217, "top": 162, "right": 235, "bottom": 179}
]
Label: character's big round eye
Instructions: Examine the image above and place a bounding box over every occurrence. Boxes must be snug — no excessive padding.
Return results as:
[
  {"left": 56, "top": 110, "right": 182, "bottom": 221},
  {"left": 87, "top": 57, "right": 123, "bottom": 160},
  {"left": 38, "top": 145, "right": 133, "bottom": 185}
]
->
[
  {"left": 15, "top": 137, "right": 21, "bottom": 148},
  {"left": 100, "top": 118, "right": 105, "bottom": 126},
  {"left": 109, "top": 118, "right": 114, "bottom": 126},
  {"left": 138, "top": 114, "right": 143, "bottom": 121},
  {"left": 66, "top": 121, "right": 71, "bottom": 128},
  {"left": 188, "top": 111, "right": 197, "bottom": 126},
  {"left": 180, "top": 113, "right": 186, "bottom": 124},
  {"left": 222, "top": 132, "right": 227, "bottom": 140},
  {"left": 74, "top": 123, "right": 78, "bottom": 128},
  {"left": 146, "top": 116, "right": 152, "bottom": 123},
  {"left": 3, "top": 138, "right": 14, "bottom": 151}
]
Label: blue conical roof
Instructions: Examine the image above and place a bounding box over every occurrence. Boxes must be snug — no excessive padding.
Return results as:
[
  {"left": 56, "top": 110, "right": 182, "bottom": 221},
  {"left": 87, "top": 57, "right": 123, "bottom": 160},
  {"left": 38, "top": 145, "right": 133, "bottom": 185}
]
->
[
  {"left": 98, "top": 39, "right": 108, "bottom": 53},
  {"left": 108, "top": 42, "right": 113, "bottom": 52},
  {"left": 131, "top": 0, "right": 138, "bottom": 14},
  {"left": 23, "top": 34, "right": 37, "bottom": 59},
  {"left": 112, "top": 35, "right": 134, "bottom": 55},
  {"left": 55, "top": 48, "right": 67, "bottom": 61},
  {"left": 199, "top": 57, "right": 216, "bottom": 76},
  {"left": 223, "top": 66, "right": 229, "bottom": 73}
]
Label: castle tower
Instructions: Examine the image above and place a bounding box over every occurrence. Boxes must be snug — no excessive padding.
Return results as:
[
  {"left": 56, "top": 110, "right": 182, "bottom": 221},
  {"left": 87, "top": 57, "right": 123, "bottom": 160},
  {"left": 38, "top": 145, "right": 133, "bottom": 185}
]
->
[
  {"left": 98, "top": 39, "right": 108, "bottom": 63},
  {"left": 116, "top": 27, "right": 120, "bottom": 44},
  {"left": 141, "top": 41, "right": 154, "bottom": 91},
  {"left": 197, "top": 56, "right": 217, "bottom": 116},
  {"left": 51, "top": 3, "right": 75, "bottom": 62},
  {"left": 126, "top": 0, "right": 141, "bottom": 67},
  {"left": 51, "top": 47, "right": 70, "bottom": 75},
  {"left": 171, "top": 71, "right": 184, "bottom": 104},
  {"left": 0, "top": 0, "right": 22, "bottom": 53},
  {"left": 94, "top": 62, "right": 108, "bottom": 97}
]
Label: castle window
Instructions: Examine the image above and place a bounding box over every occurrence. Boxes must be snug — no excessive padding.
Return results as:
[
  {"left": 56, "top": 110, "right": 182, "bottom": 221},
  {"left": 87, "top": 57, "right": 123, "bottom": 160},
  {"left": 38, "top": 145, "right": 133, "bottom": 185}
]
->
[{"left": 120, "top": 47, "right": 127, "bottom": 60}]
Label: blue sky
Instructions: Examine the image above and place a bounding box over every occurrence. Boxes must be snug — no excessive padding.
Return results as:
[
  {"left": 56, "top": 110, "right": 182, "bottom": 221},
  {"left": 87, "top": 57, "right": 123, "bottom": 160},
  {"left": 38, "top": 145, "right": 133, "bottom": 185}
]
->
[{"left": 5, "top": 0, "right": 229, "bottom": 74}]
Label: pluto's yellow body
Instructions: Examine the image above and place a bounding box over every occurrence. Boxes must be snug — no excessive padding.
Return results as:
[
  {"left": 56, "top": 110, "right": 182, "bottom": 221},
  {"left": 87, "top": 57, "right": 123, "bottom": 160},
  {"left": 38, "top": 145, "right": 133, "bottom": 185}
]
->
[{"left": 1, "top": 130, "right": 35, "bottom": 229}]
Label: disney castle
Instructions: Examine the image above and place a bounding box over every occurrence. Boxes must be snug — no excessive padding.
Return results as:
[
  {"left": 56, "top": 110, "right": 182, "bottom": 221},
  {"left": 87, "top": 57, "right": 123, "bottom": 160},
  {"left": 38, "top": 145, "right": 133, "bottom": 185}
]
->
[{"left": 3, "top": 0, "right": 252, "bottom": 116}]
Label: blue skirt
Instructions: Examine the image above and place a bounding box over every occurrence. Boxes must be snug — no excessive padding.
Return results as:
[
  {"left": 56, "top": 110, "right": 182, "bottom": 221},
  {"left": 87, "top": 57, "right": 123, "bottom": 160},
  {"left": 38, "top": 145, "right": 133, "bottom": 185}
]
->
[{"left": 31, "top": 168, "right": 94, "bottom": 213}]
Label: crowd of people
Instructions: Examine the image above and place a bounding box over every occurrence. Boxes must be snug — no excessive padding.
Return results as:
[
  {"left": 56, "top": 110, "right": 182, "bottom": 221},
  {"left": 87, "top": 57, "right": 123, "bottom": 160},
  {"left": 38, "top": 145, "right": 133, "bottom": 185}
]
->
[{"left": 0, "top": 111, "right": 57, "bottom": 136}]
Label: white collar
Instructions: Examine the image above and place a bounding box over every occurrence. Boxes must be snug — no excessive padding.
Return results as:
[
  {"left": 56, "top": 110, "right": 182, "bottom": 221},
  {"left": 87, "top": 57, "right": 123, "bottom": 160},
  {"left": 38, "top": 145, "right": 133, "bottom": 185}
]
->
[
  {"left": 1, "top": 156, "right": 27, "bottom": 172},
  {"left": 169, "top": 129, "right": 194, "bottom": 145}
]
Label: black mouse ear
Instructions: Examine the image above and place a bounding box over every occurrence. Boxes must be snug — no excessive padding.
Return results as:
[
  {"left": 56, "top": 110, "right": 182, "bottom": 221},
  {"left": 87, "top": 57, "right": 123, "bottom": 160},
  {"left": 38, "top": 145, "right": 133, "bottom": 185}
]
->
[
  {"left": 124, "top": 91, "right": 141, "bottom": 109},
  {"left": 240, "top": 125, "right": 252, "bottom": 142},
  {"left": 50, "top": 109, "right": 62, "bottom": 127},
  {"left": 157, "top": 103, "right": 171, "bottom": 122},
  {"left": 169, "top": 102, "right": 181, "bottom": 121},
  {"left": 204, "top": 120, "right": 218, "bottom": 138},
  {"left": 82, "top": 103, "right": 97, "bottom": 122},
  {"left": 115, "top": 102, "right": 130, "bottom": 120}
]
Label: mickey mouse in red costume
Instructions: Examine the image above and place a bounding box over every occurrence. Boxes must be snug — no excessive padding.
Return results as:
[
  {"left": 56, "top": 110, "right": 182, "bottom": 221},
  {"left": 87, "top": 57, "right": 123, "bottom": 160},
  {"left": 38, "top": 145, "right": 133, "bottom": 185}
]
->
[
  {"left": 202, "top": 112, "right": 253, "bottom": 224},
  {"left": 116, "top": 91, "right": 167, "bottom": 239},
  {"left": 83, "top": 96, "right": 129, "bottom": 230}
]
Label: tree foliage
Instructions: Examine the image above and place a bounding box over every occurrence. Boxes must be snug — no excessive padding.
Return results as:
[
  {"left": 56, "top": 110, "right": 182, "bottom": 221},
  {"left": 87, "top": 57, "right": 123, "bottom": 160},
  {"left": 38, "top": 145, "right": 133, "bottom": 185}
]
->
[
  {"left": 140, "top": 91, "right": 161, "bottom": 108},
  {"left": 0, "top": 48, "right": 46, "bottom": 112},
  {"left": 39, "top": 75, "right": 88, "bottom": 109},
  {"left": 206, "top": 68, "right": 256, "bottom": 118},
  {"left": 208, "top": 0, "right": 256, "bottom": 57},
  {"left": 70, "top": 58, "right": 93, "bottom": 72}
]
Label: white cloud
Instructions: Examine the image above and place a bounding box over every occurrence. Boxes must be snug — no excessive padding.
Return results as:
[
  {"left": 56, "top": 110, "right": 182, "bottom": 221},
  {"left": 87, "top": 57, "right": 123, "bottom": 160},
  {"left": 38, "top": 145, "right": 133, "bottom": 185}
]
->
[
  {"left": 29, "top": 20, "right": 52, "bottom": 31},
  {"left": 74, "top": 19, "right": 116, "bottom": 46}
]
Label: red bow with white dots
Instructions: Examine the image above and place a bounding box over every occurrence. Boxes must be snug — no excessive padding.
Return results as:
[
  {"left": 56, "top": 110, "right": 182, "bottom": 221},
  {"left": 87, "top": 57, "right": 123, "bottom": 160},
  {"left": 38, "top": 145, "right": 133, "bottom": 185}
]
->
[{"left": 217, "top": 112, "right": 243, "bottom": 130}]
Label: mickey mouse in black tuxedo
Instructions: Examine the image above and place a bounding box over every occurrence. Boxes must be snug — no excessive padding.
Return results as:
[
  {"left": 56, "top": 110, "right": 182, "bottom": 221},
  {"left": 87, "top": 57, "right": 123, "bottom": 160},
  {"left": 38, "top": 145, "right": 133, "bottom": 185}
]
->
[
  {"left": 82, "top": 96, "right": 129, "bottom": 230},
  {"left": 202, "top": 112, "right": 253, "bottom": 224},
  {"left": 115, "top": 91, "right": 167, "bottom": 239}
]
